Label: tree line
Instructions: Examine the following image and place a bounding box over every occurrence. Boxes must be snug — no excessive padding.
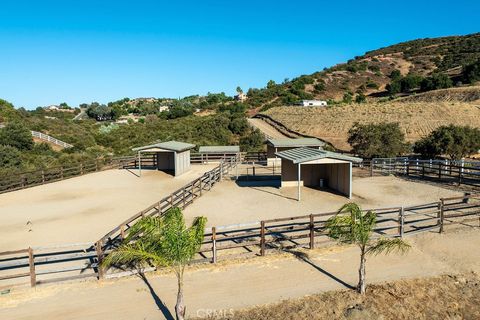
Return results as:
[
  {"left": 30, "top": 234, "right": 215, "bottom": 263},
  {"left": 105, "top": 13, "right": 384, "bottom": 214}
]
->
[{"left": 348, "top": 122, "right": 480, "bottom": 160}]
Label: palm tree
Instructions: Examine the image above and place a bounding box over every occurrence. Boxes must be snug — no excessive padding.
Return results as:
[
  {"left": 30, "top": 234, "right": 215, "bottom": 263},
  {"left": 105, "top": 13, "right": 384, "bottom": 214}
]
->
[
  {"left": 102, "top": 207, "right": 207, "bottom": 320},
  {"left": 325, "top": 203, "right": 410, "bottom": 294}
]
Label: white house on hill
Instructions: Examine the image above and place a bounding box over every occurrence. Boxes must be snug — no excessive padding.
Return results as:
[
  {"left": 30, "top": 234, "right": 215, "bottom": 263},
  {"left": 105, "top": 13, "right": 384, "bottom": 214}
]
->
[{"left": 299, "top": 100, "right": 327, "bottom": 107}]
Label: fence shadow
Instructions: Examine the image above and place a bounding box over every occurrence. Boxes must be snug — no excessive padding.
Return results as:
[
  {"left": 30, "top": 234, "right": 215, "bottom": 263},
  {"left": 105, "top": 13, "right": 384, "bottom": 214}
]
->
[
  {"left": 235, "top": 180, "right": 298, "bottom": 201},
  {"left": 282, "top": 247, "right": 354, "bottom": 290}
]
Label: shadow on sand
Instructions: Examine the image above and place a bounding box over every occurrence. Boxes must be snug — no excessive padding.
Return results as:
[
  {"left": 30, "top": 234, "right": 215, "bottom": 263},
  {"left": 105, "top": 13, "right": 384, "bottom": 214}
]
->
[
  {"left": 235, "top": 179, "right": 298, "bottom": 201},
  {"left": 282, "top": 247, "right": 355, "bottom": 290},
  {"left": 137, "top": 272, "right": 175, "bottom": 320}
]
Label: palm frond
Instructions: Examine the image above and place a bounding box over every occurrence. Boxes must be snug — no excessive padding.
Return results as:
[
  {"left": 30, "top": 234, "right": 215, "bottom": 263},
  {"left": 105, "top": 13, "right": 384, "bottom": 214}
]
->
[
  {"left": 102, "top": 207, "right": 207, "bottom": 271},
  {"left": 366, "top": 238, "right": 411, "bottom": 256}
]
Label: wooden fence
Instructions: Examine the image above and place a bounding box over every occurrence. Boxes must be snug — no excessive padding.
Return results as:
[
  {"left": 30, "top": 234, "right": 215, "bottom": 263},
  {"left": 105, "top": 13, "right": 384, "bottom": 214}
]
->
[
  {"left": 369, "top": 158, "right": 480, "bottom": 188},
  {"left": 1, "top": 193, "right": 478, "bottom": 289},
  {"left": 0, "top": 158, "right": 128, "bottom": 194},
  {"left": 30, "top": 130, "right": 74, "bottom": 149}
]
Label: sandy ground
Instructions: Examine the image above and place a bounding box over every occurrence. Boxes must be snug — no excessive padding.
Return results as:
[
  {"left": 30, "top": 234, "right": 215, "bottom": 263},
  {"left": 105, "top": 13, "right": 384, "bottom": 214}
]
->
[
  {"left": 0, "top": 165, "right": 216, "bottom": 251},
  {"left": 247, "top": 118, "right": 288, "bottom": 139},
  {"left": 1, "top": 224, "right": 478, "bottom": 320},
  {"left": 184, "top": 176, "right": 462, "bottom": 227}
]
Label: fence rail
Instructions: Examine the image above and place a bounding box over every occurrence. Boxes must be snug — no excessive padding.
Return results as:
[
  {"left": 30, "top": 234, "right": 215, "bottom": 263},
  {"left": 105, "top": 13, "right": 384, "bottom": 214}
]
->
[
  {"left": 0, "top": 157, "right": 140, "bottom": 194},
  {"left": 369, "top": 158, "right": 480, "bottom": 188},
  {"left": 30, "top": 131, "right": 74, "bottom": 149},
  {"left": 1, "top": 193, "right": 478, "bottom": 289}
]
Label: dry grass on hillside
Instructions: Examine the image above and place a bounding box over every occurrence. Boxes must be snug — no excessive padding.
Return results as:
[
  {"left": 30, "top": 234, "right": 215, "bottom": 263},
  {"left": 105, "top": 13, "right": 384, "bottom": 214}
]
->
[
  {"left": 397, "top": 86, "right": 480, "bottom": 103},
  {"left": 196, "top": 273, "right": 480, "bottom": 320},
  {"left": 263, "top": 101, "right": 480, "bottom": 151}
]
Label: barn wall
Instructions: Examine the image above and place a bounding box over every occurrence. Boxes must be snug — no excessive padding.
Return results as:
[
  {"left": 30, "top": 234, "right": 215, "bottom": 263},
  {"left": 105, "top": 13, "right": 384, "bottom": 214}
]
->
[
  {"left": 325, "top": 163, "right": 351, "bottom": 197},
  {"left": 174, "top": 150, "right": 191, "bottom": 176}
]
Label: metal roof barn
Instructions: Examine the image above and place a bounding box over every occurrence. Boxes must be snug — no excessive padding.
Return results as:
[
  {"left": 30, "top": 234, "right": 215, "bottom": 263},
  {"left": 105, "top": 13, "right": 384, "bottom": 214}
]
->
[
  {"left": 132, "top": 140, "right": 195, "bottom": 177},
  {"left": 266, "top": 138, "right": 325, "bottom": 165},
  {"left": 275, "top": 147, "right": 362, "bottom": 201}
]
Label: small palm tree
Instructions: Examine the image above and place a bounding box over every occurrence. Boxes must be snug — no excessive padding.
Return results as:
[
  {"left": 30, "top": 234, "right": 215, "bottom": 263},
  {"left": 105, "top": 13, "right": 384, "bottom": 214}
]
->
[
  {"left": 102, "top": 207, "right": 207, "bottom": 320},
  {"left": 325, "top": 203, "right": 410, "bottom": 294}
]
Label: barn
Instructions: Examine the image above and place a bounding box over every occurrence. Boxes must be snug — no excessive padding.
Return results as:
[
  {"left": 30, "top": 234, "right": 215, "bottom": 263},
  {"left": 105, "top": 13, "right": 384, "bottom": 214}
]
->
[
  {"left": 275, "top": 147, "right": 362, "bottom": 200},
  {"left": 132, "top": 141, "right": 195, "bottom": 177},
  {"left": 266, "top": 138, "right": 325, "bottom": 165}
]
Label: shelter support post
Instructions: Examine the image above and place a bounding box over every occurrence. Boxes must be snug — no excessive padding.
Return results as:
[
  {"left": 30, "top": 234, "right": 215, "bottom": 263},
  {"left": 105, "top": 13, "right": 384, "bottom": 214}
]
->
[
  {"left": 297, "top": 163, "right": 301, "bottom": 201},
  {"left": 138, "top": 151, "right": 142, "bottom": 177}
]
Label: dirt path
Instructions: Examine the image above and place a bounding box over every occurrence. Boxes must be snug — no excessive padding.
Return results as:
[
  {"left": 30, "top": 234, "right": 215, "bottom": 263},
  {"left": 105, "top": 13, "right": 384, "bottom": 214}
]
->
[
  {"left": 247, "top": 118, "right": 289, "bottom": 139},
  {"left": 1, "top": 225, "right": 478, "bottom": 320}
]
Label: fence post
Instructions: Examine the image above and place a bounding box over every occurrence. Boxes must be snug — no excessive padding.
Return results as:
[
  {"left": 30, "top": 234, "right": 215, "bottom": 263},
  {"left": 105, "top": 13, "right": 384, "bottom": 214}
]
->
[
  {"left": 220, "top": 161, "right": 223, "bottom": 181},
  {"left": 80, "top": 163, "right": 84, "bottom": 175},
  {"left": 438, "top": 200, "right": 444, "bottom": 233},
  {"left": 438, "top": 162, "right": 442, "bottom": 180},
  {"left": 309, "top": 214, "right": 315, "bottom": 249},
  {"left": 120, "top": 225, "right": 125, "bottom": 239},
  {"left": 211, "top": 227, "right": 217, "bottom": 263},
  {"left": 398, "top": 207, "right": 404, "bottom": 238},
  {"left": 370, "top": 160, "right": 374, "bottom": 177},
  {"left": 28, "top": 247, "right": 36, "bottom": 287},
  {"left": 199, "top": 178, "right": 202, "bottom": 196},
  {"left": 60, "top": 167, "right": 64, "bottom": 179},
  {"left": 182, "top": 187, "right": 186, "bottom": 208},
  {"left": 96, "top": 241, "right": 104, "bottom": 279},
  {"left": 406, "top": 161, "right": 410, "bottom": 176},
  {"left": 41, "top": 170, "right": 45, "bottom": 184},
  {"left": 260, "top": 221, "right": 266, "bottom": 256}
]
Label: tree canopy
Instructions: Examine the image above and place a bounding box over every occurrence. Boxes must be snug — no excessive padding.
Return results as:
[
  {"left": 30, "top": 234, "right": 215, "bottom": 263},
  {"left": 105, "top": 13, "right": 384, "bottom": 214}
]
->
[
  {"left": 348, "top": 122, "right": 409, "bottom": 158},
  {"left": 414, "top": 125, "right": 480, "bottom": 159}
]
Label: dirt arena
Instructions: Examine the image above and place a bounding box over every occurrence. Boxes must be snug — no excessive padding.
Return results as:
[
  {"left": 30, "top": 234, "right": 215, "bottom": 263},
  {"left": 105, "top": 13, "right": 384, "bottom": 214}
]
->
[
  {"left": 183, "top": 175, "right": 462, "bottom": 227},
  {"left": 0, "top": 165, "right": 216, "bottom": 251},
  {"left": 0, "top": 166, "right": 462, "bottom": 251}
]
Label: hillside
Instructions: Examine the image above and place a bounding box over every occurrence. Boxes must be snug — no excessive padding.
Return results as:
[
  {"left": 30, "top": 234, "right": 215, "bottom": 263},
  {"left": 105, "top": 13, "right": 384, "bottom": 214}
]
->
[
  {"left": 245, "top": 33, "right": 480, "bottom": 109},
  {"left": 263, "top": 97, "right": 480, "bottom": 151}
]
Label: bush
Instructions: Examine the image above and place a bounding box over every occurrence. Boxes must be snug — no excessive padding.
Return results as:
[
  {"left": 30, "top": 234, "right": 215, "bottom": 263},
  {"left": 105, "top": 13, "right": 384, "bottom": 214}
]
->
[
  {"left": 348, "top": 122, "right": 409, "bottom": 158},
  {"left": 414, "top": 125, "right": 480, "bottom": 159},
  {"left": 0, "top": 122, "right": 34, "bottom": 150},
  {"left": 464, "top": 59, "right": 480, "bottom": 83},
  {"left": 420, "top": 74, "right": 453, "bottom": 91},
  {"left": 355, "top": 93, "right": 366, "bottom": 103},
  {"left": 343, "top": 92, "right": 353, "bottom": 103},
  {"left": 0, "top": 145, "right": 22, "bottom": 168}
]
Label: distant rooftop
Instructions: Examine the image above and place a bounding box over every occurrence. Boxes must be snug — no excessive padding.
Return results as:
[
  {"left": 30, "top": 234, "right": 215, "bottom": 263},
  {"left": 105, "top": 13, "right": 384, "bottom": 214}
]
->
[
  {"left": 275, "top": 147, "right": 362, "bottom": 164},
  {"left": 267, "top": 138, "right": 324, "bottom": 148},
  {"left": 198, "top": 146, "right": 240, "bottom": 154},
  {"left": 132, "top": 140, "right": 195, "bottom": 152}
]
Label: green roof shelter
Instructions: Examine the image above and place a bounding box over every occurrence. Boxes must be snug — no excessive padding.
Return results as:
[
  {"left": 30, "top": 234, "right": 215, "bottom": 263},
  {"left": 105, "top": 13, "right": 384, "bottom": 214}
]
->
[
  {"left": 132, "top": 141, "right": 195, "bottom": 177},
  {"left": 266, "top": 138, "right": 325, "bottom": 165},
  {"left": 275, "top": 147, "right": 362, "bottom": 201}
]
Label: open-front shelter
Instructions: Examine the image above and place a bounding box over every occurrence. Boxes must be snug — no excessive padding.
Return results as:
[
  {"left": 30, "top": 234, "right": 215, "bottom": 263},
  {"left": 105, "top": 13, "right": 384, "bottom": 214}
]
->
[
  {"left": 198, "top": 145, "right": 240, "bottom": 163},
  {"left": 266, "top": 138, "right": 325, "bottom": 165},
  {"left": 132, "top": 141, "right": 195, "bottom": 177},
  {"left": 275, "top": 147, "right": 362, "bottom": 200}
]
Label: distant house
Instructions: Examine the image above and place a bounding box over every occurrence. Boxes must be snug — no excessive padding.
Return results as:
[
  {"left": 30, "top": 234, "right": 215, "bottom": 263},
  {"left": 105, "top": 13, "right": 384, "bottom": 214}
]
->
[
  {"left": 45, "top": 105, "right": 60, "bottom": 111},
  {"left": 234, "top": 92, "right": 247, "bottom": 102},
  {"left": 159, "top": 105, "right": 170, "bottom": 112},
  {"left": 299, "top": 100, "right": 327, "bottom": 107}
]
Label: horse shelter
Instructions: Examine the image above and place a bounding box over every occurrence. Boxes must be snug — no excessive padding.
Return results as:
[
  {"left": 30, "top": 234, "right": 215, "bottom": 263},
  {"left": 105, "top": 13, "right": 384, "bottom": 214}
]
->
[
  {"left": 275, "top": 147, "right": 362, "bottom": 200},
  {"left": 132, "top": 140, "right": 195, "bottom": 177}
]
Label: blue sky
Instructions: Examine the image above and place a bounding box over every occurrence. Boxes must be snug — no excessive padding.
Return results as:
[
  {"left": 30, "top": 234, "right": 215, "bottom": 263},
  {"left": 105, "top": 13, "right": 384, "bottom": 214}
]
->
[{"left": 0, "top": 1, "right": 479, "bottom": 109}]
